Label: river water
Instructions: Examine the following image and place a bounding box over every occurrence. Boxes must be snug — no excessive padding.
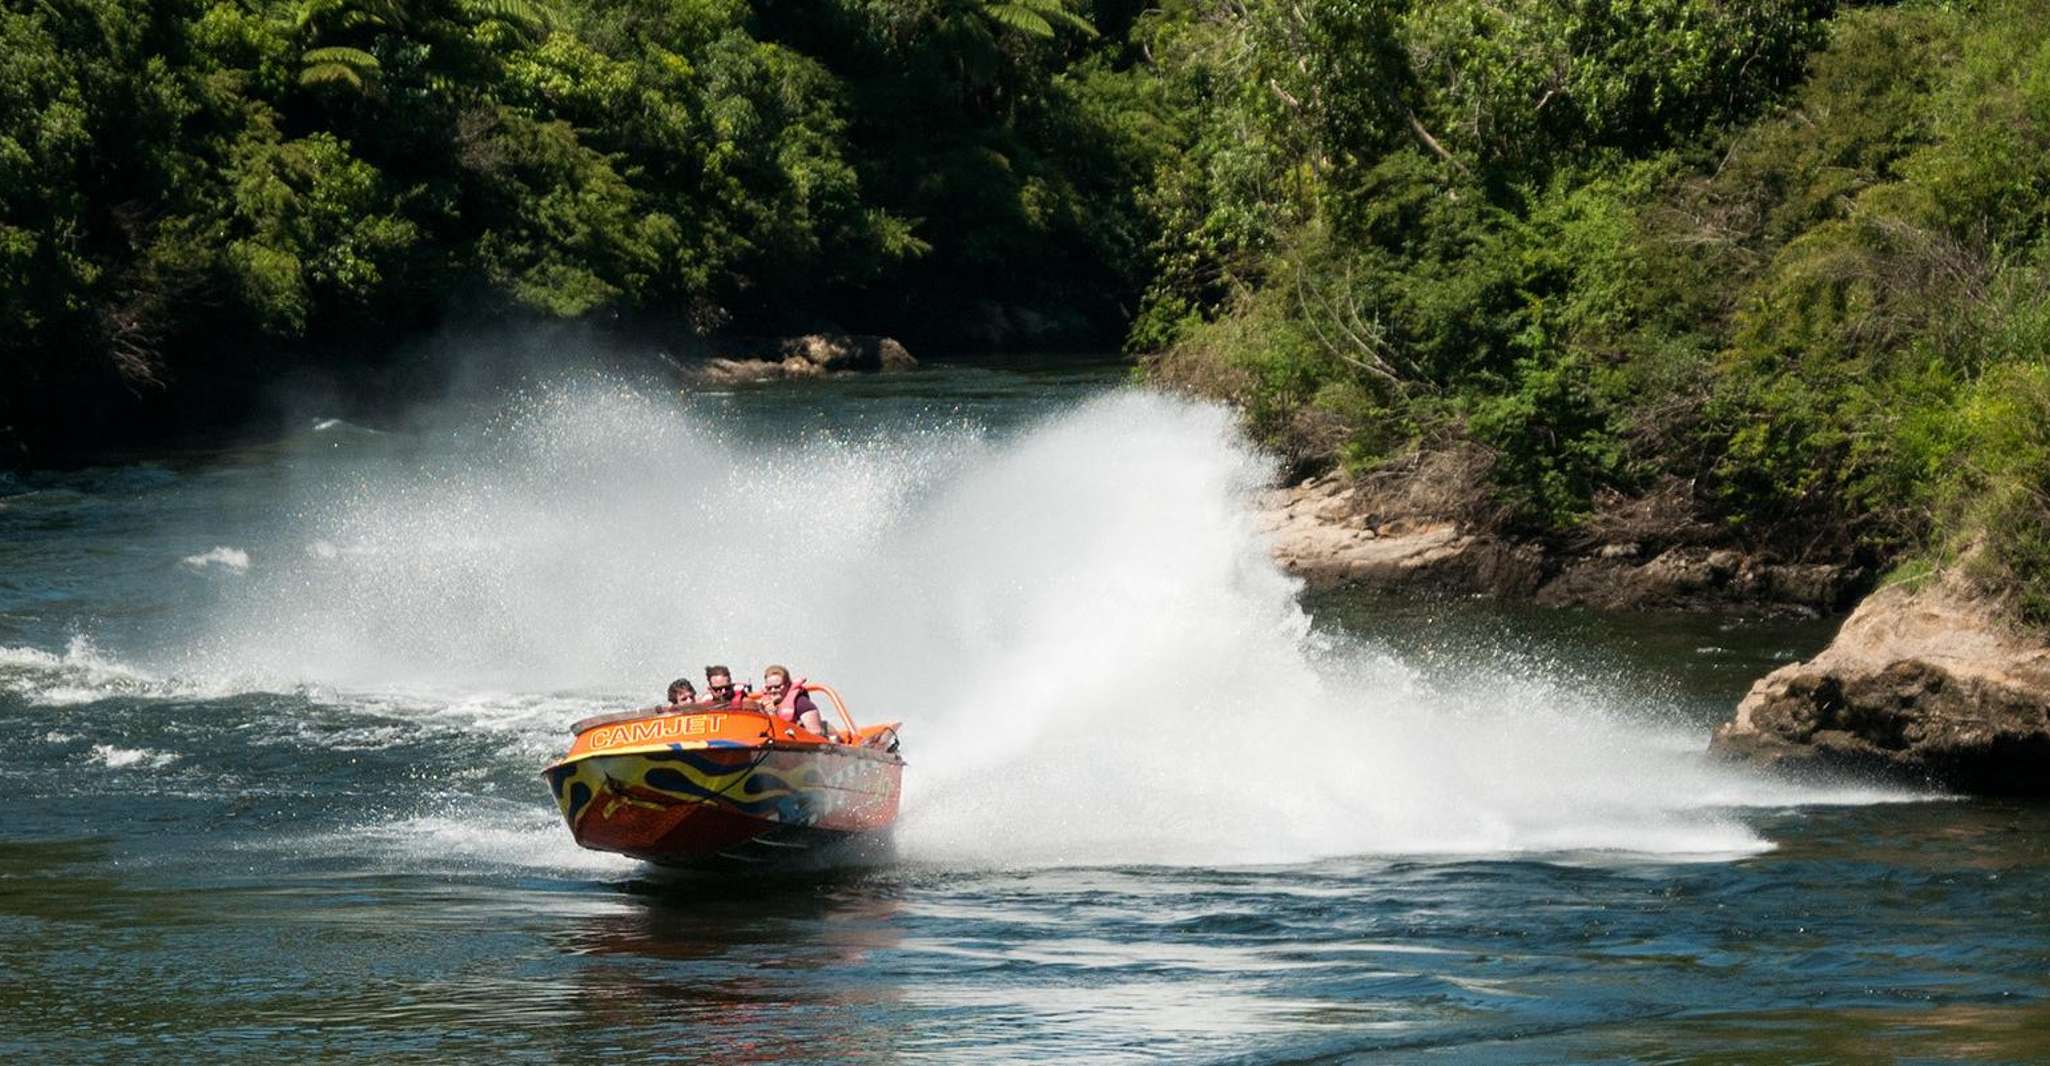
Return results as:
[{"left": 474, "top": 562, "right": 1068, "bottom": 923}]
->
[{"left": 3, "top": 360, "right": 2046, "bottom": 1062}]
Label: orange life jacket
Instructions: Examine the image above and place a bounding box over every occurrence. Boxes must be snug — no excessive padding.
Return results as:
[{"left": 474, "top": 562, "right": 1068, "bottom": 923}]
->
[{"left": 768, "top": 679, "right": 813, "bottom": 723}]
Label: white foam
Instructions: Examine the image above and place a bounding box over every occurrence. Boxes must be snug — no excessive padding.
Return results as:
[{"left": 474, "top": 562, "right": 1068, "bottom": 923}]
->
[
  {"left": 182, "top": 546, "right": 251, "bottom": 572},
  {"left": 302, "top": 804, "right": 639, "bottom": 876},
  {"left": 0, "top": 635, "right": 193, "bottom": 705},
  {"left": 87, "top": 744, "right": 177, "bottom": 769}
]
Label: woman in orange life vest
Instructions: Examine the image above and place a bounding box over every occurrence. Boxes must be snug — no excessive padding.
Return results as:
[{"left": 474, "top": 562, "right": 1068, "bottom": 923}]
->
[{"left": 761, "top": 664, "right": 826, "bottom": 736}]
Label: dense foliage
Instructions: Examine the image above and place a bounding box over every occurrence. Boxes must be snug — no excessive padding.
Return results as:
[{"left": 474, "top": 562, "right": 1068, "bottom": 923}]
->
[
  {"left": 1, "top": 0, "right": 1157, "bottom": 451},
  {"left": 1140, "top": 0, "right": 2050, "bottom": 620},
  {"left": 6, "top": 0, "right": 2049, "bottom": 617}
]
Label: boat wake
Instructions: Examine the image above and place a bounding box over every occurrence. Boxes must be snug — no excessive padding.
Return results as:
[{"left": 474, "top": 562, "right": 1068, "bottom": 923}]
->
[{"left": 3, "top": 382, "right": 1913, "bottom": 870}]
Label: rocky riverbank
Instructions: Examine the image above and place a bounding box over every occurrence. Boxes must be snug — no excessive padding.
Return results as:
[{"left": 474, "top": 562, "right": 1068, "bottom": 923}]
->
[
  {"left": 1258, "top": 474, "right": 1863, "bottom": 615},
  {"left": 1257, "top": 473, "right": 2049, "bottom": 794},
  {"left": 1709, "top": 574, "right": 2050, "bottom": 795}
]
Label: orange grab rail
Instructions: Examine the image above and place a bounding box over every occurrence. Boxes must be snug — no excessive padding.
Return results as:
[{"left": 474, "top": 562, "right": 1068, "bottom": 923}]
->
[{"left": 798, "top": 682, "right": 860, "bottom": 737}]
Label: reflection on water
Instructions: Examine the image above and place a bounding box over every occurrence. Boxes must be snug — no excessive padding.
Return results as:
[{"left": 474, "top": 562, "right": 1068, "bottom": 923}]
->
[{"left": 557, "top": 879, "right": 908, "bottom": 1063}]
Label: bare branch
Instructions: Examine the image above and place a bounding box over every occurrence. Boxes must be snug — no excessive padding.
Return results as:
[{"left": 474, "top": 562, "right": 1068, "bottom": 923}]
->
[{"left": 1406, "top": 109, "right": 1468, "bottom": 173}]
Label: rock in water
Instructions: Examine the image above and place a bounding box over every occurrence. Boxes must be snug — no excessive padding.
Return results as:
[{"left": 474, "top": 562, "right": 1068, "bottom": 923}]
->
[
  {"left": 695, "top": 334, "right": 917, "bottom": 384},
  {"left": 1710, "top": 577, "right": 2050, "bottom": 794},
  {"left": 876, "top": 337, "right": 917, "bottom": 371}
]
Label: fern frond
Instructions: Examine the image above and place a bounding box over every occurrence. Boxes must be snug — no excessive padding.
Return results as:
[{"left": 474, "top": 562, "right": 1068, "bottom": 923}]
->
[
  {"left": 298, "top": 0, "right": 404, "bottom": 30},
  {"left": 295, "top": 0, "right": 351, "bottom": 29},
  {"left": 1010, "top": 0, "right": 1098, "bottom": 36},
  {"left": 300, "top": 63, "right": 367, "bottom": 89},
  {"left": 300, "top": 45, "right": 379, "bottom": 91},
  {"left": 465, "top": 0, "right": 554, "bottom": 33},
  {"left": 981, "top": 3, "right": 1054, "bottom": 38},
  {"left": 1041, "top": 9, "right": 1096, "bottom": 36},
  {"left": 302, "top": 45, "right": 381, "bottom": 67},
  {"left": 1044, "top": 7, "right": 1097, "bottom": 37}
]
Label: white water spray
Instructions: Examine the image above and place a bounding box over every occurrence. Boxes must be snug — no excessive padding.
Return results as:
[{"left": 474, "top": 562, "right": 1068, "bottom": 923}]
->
[{"left": 103, "top": 382, "right": 1900, "bottom": 866}]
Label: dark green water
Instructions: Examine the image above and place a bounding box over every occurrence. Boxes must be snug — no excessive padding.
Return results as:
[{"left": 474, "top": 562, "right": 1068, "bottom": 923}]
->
[{"left": 3, "top": 362, "right": 2046, "bottom": 1062}]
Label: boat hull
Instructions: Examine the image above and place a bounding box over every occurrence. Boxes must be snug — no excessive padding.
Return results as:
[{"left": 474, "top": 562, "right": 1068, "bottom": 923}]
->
[{"left": 544, "top": 731, "right": 902, "bottom": 868}]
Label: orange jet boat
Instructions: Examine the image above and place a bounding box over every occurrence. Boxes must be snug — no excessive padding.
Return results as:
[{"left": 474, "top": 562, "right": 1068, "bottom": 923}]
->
[{"left": 542, "top": 683, "right": 904, "bottom": 869}]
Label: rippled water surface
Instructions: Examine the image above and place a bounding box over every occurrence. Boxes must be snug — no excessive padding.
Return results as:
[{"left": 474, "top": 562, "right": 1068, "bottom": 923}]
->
[{"left": 4, "top": 360, "right": 2046, "bottom": 1062}]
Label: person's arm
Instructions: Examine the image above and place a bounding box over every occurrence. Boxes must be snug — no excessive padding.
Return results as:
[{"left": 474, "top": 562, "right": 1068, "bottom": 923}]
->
[{"left": 794, "top": 690, "right": 825, "bottom": 735}]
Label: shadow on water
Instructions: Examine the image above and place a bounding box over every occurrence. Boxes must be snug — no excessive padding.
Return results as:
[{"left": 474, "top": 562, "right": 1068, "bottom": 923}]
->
[
  {"left": 0, "top": 837, "right": 125, "bottom": 921},
  {"left": 546, "top": 869, "right": 910, "bottom": 1063},
  {"left": 1304, "top": 590, "right": 1843, "bottom": 728}
]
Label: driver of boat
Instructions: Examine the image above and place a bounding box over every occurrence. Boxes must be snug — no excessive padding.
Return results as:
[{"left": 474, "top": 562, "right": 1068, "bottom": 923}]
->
[
  {"left": 762, "top": 665, "right": 826, "bottom": 735},
  {"left": 703, "top": 665, "right": 747, "bottom": 708},
  {"left": 665, "top": 678, "right": 697, "bottom": 709}
]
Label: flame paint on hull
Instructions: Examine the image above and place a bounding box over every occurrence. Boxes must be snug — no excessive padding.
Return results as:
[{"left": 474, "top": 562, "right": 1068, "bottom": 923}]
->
[{"left": 543, "top": 701, "right": 903, "bottom": 869}]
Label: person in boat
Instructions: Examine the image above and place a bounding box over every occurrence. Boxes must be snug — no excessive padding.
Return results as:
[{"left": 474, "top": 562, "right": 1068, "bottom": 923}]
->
[
  {"left": 665, "top": 678, "right": 697, "bottom": 709},
  {"left": 761, "top": 664, "right": 826, "bottom": 735},
  {"left": 702, "top": 665, "right": 749, "bottom": 708}
]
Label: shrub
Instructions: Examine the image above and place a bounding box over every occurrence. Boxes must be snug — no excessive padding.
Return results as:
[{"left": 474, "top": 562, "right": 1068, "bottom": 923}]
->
[{"left": 1953, "top": 360, "right": 2050, "bottom": 625}]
